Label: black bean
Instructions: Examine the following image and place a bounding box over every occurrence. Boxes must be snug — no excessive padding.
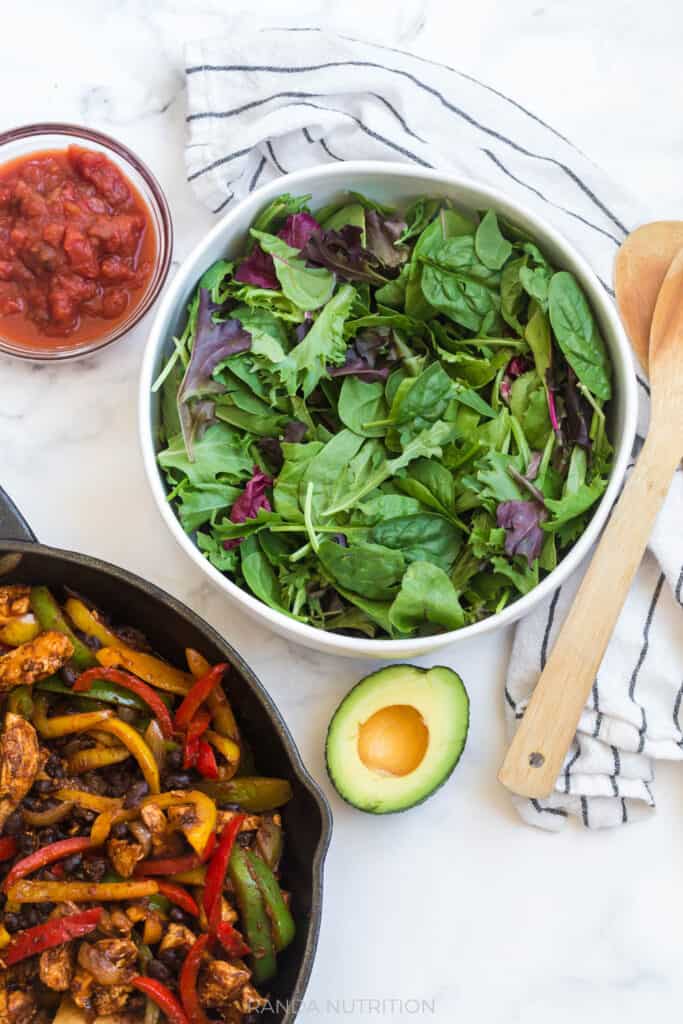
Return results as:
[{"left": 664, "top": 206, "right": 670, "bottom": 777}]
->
[
  {"left": 147, "top": 959, "right": 173, "bottom": 984},
  {"left": 32, "top": 779, "right": 56, "bottom": 796},
  {"left": 38, "top": 827, "right": 59, "bottom": 846},
  {"left": 169, "top": 906, "right": 190, "bottom": 926},
  {"left": 44, "top": 754, "right": 65, "bottom": 779},
  {"left": 3, "top": 810, "right": 22, "bottom": 835},
  {"left": 81, "top": 857, "right": 107, "bottom": 882},
  {"left": 62, "top": 853, "right": 83, "bottom": 873},
  {"left": 17, "top": 832, "right": 37, "bottom": 855},
  {"left": 22, "top": 795, "right": 44, "bottom": 812},
  {"left": 111, "top": 822, "right": 129, "bottom": 840},
  {"left": 73, "top": 807, "right": 96, "bottom": 825},
  {"left": 163, "top": 773, "right": 192, "bottom": 790},
  {"left": 124, "top": 781, "right": 150, "bottom": 809},
  {"left": 166, "top": 748, "right": 183, "bottom": 770},
  {"left": 4, "top": 913, "right": 21, "bottom": 933}
]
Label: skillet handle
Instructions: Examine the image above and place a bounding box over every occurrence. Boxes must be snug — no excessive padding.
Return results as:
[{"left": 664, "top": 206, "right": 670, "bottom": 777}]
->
[{"left": 0, "top": 486, "right": 37, "bottom": 543}]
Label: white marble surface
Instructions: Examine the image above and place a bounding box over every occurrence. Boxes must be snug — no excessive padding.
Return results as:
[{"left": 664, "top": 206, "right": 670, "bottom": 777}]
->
[{"left": 2, "top": 2, "right": 683, "bottom": 1021}]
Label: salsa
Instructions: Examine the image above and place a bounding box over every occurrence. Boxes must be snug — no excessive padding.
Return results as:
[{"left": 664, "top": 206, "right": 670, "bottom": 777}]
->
[{"left": 0, "top": 145, "right": 156, "bottom": 352}]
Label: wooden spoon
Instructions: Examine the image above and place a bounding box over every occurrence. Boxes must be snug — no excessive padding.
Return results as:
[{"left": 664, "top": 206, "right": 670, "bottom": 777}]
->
[
  {"left": 615, "top": 221, "right": 683, "bottom": 372},
  {"left": 498, "top": 246, "right": 683, "bottom": 798}
]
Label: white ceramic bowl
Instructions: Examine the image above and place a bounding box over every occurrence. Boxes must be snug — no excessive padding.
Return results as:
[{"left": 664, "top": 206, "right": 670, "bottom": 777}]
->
[{"left": 139, "top": 161, "right": 637, "bottom": 659}]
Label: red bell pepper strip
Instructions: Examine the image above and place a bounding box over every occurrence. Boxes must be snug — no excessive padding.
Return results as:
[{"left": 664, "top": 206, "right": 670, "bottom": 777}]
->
[
  {"left": 4, "top": 907, "right": 102, "bottom": 965},
  {"left": 174, "top": 664, "right": 228, "bottom": 730},
  {"left": 134, "top": 853, "right": 202, "bottom": 877},
  {"left": 200, "top": 832, "right": 216, "bottom": 864},
  {"left": 131, "top": 976, "right": 190, "bottom": 1024},
  {"left": 0, "top": 837, "right": 17, "bottom": 861},
  {"left": 182, "top": 707, "right": 211, "bottom": 769},
  {"left": 216, "top": 920, "right": 250, "bottom": 958},
  {"left": 195, "top": 739, "right": 219, "bottom": 780},
  {"left": 73, "top": 667, "right": 174, "bottom": 739},
  {"left": 179, "top": 933, "right": 212, "bottom": 1024},
  {"left": 156, "top": 882, "right": 200, "bottom": 917},
  {"left": 203, "top": 813, "right": 245, "bottom": 934},
  {"left": 4, "top": 836, "right": 93, "bottom": 892}
]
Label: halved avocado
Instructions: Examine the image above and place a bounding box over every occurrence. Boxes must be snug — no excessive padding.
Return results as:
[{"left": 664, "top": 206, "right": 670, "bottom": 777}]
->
[{"left": 325, "top": 664, "right": 469, "bottom": 814}]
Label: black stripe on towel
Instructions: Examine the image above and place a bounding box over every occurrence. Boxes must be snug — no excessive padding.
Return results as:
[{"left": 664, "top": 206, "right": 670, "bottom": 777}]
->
[
  {"left": 249, "top": 155, "right": 267, "bottom": 192},
  {"left": 319, "top": 137, "right": 343, "bottom": 162},
  {"left": 628, "top": 572, "right": 665, "bottom": 753},
  {"left": 673, "top": 680, "right": 683, "bottom": 732},
  {"left": 481, "top": 148, "right": 622, "bottom": 247},
  {"left": 540, "top": 588, "right": 561, "bottom": 670},
  {"left": 564, "top": 741, "right": 581, "bottom": 794},
  {"left": 621, "top": 798, "right": 628, "bottom": 824},
  {"left": 675, "top": 568, "right": 683, "bottom": 607},
  {"left": 265, "top": 140, "right": 287, "bottom": 175},
  {"left": 187, "top": 59, "right": 627, "bottom": 233},
  {"left": 580, "top": 796, "right": 589, "bottom": 827},
  {"left": 531, "top": 799, "right": 568, "bottom": 818}
]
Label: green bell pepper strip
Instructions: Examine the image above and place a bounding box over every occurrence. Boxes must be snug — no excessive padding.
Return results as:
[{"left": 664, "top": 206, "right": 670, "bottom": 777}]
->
[
  {"left": 196, "top": 777, "right": 293, "bottom": 812},
  {"left": 229, "top": 845, "right": 277, "bottom": 985},
  {"left": 35, "top": 677, "right": 150, "bottom": 712},
  {"left": 7, "top": 685, "right": 33, "bottom": 719},
  {"left": 145, "top": 894, "right": 172, "bottom": 916},
  {"left": 245, "top": 849, "right": 295, "bottom": 952},
  {"left": 29, "top": 586, "right": 96, "bottom": 671}
]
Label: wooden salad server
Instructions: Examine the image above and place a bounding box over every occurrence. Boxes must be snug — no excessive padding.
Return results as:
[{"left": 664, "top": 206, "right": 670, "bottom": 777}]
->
[
  {"left": 499, "top": 245, "right": 683, "bottom": 798},
  {"left": 614, "top": 221, "right": 683, "bottom": 371}
]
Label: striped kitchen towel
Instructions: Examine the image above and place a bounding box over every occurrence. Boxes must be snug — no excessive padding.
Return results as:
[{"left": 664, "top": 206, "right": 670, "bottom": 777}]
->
[{"left": 184, "top": 26, "right": 683, "bottom": 830}]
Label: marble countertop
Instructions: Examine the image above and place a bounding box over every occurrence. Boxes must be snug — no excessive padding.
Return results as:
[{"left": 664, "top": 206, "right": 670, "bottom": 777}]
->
[{"left": 2, "top": 2, "right": 683, "bottom": 1021}]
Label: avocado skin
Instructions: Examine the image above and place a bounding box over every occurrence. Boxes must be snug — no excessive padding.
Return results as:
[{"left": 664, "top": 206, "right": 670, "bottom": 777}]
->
[{"left": 325, "top": 663, "right": 470, "bottom": 814}]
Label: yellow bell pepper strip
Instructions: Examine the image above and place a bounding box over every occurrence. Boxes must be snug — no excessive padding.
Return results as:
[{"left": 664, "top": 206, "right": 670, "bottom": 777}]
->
[
  {"left": 22, "top": 802, "right": 74, "bottom": 827},
  {"left": 7, "top": 879, "right": 158, "bottom": 903},
  {"left": 68, "top": 745, "right": 131, "bottom": 775},
  {"left": 196, "top": 776, "right": 293, "bottom": 812},
  {"left": 0, "top": 924, "right": 10, "bottom": 950},
  {"left": 0, "top": 616, "right": 40, "bottom": 647},
  {"left": 64, "top": 598, "right": 121, "bottom": 648},
  {"left": 168, "top": 867, "right": 206, "bottom": 886},
  {"left": 142, "top": 914, "right": 164, "bottom": 945},
  {"left": 29, "top": 586, "right": 97, "bottom": 671},
  {"left": 92, "top": 719, "right": 160, "bottom": 793},
  {"left": 186, "top": 648, "right": 240, "bottom": 743},
  {"left": 74, "top": 668, "right": 174, "bottom": 739},
  {"left": 205, "top": 730, "right": 240, "bottom": 778},
  {"left": 33, "top": 696, "right": 113, "bottom": 739},
  {"left": 96, "top": 646, "right": 192, "bottom": 696},
  {"left": 55, "top": 789, "right": 122, "bottom": 814},
  {"left": 174, "top": 664, "right": 228, "bottom": 730},
  {"left": 139, "top": 791, "right": 216, "bottom": 857}
]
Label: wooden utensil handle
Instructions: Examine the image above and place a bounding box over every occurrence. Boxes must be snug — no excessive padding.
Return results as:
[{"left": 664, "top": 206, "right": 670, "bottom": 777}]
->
[{"left": 498, "top": 430, "right": 680, "bottom": 798}]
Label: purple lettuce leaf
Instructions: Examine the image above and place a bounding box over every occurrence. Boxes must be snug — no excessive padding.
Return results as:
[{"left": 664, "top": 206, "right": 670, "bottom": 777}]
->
[
  {"left": 496, "top": 500, "right": 547, "bottom": 566},
  {"left": 223, "top": 467, "right": 274, "bottom": 550},
  {"left": 256, "top": 420, "right": 307, "bottom": 473},
  {"left": 178, "top": 289, "right": 252, "bottom": 457},
  {"left": 365, "top": 210, "right": 409, "bottom": 269},
  {"left": 303, "top": 224, "right": 389, "bottom": 285},
  {"left": 327, "top": 328, "right": 398, "bottom": 382},
  {"left": 564, "top": 368, "right": 591, "bottom": 449},
  {"left": 235, "top": 212, "right": 321, "bottom": 290}
]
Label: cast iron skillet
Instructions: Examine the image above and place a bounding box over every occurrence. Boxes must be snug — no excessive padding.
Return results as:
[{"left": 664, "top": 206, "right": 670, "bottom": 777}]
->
[{"left": 0, "top": 485, "right": 332, "bottom": 1023}]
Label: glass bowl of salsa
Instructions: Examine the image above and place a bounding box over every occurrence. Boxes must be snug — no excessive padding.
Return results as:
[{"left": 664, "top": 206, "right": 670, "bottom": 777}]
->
[{"left": 0, "top": 123, "right": 172, "bottom": 360}]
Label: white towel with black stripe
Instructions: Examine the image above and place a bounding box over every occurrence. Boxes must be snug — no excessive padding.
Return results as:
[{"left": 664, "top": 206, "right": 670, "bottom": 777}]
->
[{"left": 184, "top": 25, "right": 683, "bottom": 830}]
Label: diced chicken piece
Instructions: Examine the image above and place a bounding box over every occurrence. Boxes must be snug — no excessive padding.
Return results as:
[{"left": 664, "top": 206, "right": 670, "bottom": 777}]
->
[
  {"left": 70, "top": 968, "right": 95, "bottom": 1011},
  {"left": 217, "top": 810, "right": 262, "bottom": 833},
  {"left": 199, "top": 959, "right": 250, "bottom": 1009},
  {"left": 8, "top": 989, "right": 40, "bottom": 1022},
  {"left": 0, "top": 713, "right": 39, "bottom": 829},
  {"left": 0, "top": 586, "right": 30, "bottom": 621},
  {"left": 40, "top": 943, "right": 74, "bottom": 991},
  {"left": 235, "top": 983, "right": 269, "bottom": 1014},
  {"left": 96, "top": 909, "right": 133, "bottom": 938},
  {"left": 158, "top": 923, "right": 196, "bottom": 957},
  {"left": 91, "top": 986, "right": 132, "bottom": 1017},
  {"left": 139, "top": 804, "right": 172, "bottom": 855},
  {"left": 106, "top": 839, "right": 144, "bottom": 879},
  {"left": 53, "top": 997, "right": 89, "bottom": 1024},
  {"left": 76, "top": 939, "right": 137, "bottom": 987},
  {"left": 0, "top": 631, "right": 73, "bottom": 689}
]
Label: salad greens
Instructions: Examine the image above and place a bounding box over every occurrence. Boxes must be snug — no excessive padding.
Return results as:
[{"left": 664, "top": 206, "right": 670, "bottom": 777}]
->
[{"left": 155, "top": 191, "right": 614, "bottom": 639}]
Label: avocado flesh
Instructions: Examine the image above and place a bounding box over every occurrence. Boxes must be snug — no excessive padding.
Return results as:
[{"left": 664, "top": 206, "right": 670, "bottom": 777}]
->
[{"left": 325, "top": 664, "right": 469, "bottom": 814}]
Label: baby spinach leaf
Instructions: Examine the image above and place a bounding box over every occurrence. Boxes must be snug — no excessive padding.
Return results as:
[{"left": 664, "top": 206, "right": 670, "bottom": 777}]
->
[
  {"left": 241, "top": 535, "right": 289, "bottom": 613},
  {"left": 318, "top": 540, "right": 405, "bottom": 600},
  {"left": 548, "top": 272, "right": 612, "bottom": 400},
  {"left": 389, "top": 561, "right": 465, "bottom": 632},
  {"left": 338, "top": 377, "right": 388, "bottom": 437},
  {"left": 274, "top": 441, "right": 324, "bottom": 521},
  {"left": 475, "top": 210, "right": 513, "bottom": 270},
  {"left": 351, "top": 494, "right": 423, "bottom": 525},
  {"left": 370, "top": 513, "right": 463, "bottom": 572},
  {"left": 177, "top": 482, "right": 242, "bottom": 533}
]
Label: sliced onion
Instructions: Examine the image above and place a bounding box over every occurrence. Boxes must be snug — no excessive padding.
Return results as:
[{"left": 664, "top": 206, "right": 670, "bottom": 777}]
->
[{"left": 144, "top": 720, "right": 167, "bottom": 774}]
